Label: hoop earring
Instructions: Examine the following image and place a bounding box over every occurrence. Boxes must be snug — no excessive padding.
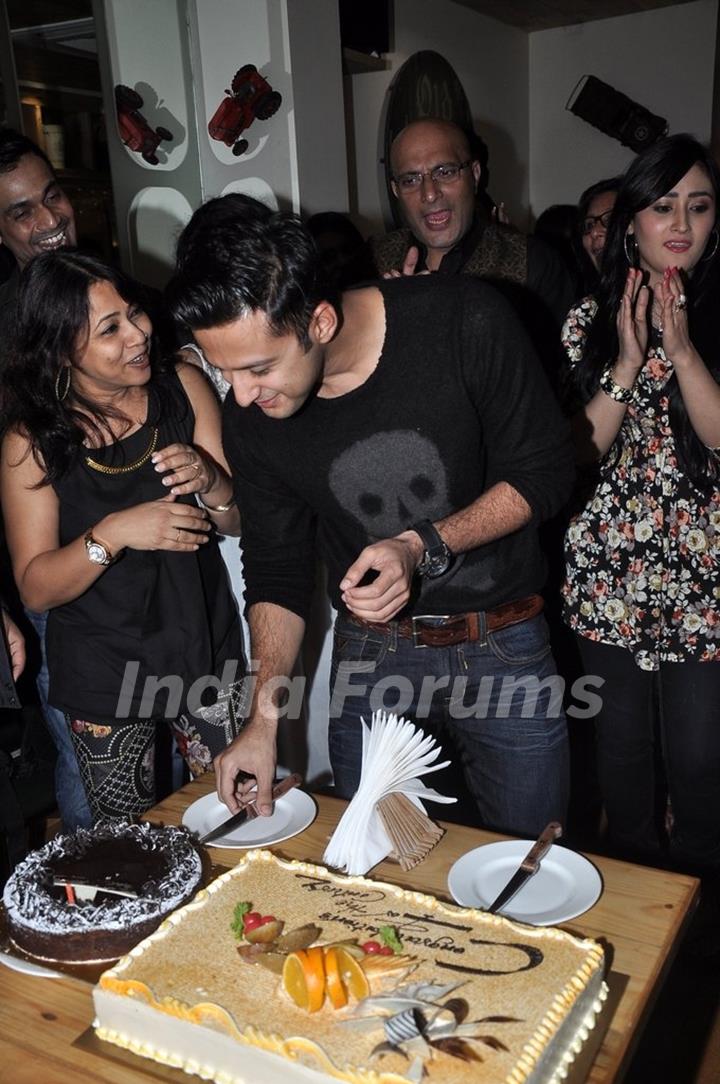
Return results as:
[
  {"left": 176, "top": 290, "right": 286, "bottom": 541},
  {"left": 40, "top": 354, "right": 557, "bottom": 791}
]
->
[
  {"left": 55, "top": 366, "right": 71, "bottom": 402},
  {"left": 623, "top": 232, "right": 637, "bottom": 266},
  {"left": 701, "top": 227, "right": 719, "bottom": 262}
]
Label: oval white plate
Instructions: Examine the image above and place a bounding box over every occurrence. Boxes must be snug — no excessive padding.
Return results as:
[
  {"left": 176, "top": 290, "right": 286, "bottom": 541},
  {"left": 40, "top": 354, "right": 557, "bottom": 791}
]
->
[
  {"left": 182, "top": 788, "right": 317, "bottom": 849},
  {"left": 448, "top": 840, "right": 603, "bottom": 925},
  {"left": 0, "top": 950, "right": 62, "bottom": 979}
]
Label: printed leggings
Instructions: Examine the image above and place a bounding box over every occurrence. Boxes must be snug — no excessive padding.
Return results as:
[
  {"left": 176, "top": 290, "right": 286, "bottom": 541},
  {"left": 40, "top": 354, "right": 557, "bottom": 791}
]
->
[{"left": 66, "top": 681, "right": 247, "bottom": 822}]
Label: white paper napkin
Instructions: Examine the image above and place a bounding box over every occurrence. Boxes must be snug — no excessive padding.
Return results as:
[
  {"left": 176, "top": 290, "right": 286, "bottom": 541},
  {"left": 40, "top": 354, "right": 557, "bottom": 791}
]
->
[{"left": 323, "top": 710, "right": 457, "bottom": 875}]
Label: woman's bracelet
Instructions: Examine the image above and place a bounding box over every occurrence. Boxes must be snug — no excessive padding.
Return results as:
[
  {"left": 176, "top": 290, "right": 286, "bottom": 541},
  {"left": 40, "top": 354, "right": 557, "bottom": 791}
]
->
[
  {"left": 599, "top": 366, "right": 634, "bottom": 404},
  {"left": 198, "top": 493, "right": 236, "bottom": 513}
]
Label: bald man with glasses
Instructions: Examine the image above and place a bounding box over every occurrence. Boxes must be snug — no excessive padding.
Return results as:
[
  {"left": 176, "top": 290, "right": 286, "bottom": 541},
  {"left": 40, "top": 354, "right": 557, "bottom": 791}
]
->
[{"left": 371, "top": 119, "right": 574, "bottom": 381}]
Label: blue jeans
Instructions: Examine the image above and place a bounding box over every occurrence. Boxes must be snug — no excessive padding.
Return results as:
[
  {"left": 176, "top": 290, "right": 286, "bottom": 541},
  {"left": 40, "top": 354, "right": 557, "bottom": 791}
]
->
[
  {"left": 25, "top": 609, "right": 92, "bottom": 830},
  {"left": 328, "top": 613, "right": 569, "bottom": 837}
]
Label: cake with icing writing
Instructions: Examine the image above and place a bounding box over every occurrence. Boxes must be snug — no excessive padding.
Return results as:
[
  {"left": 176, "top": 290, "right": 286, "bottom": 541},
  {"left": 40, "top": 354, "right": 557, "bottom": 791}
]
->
[
  {"left": 94, "top": 849, "right": 607, "bottom": 1084},
  {"left": 3, "top": 822, "right": 202, "bottom": 964}
]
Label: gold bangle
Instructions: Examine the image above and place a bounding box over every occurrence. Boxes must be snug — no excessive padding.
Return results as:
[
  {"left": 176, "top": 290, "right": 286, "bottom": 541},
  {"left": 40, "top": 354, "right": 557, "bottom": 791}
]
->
[{"left": 199, "top": 494, "right": 236, "bottom": 513}]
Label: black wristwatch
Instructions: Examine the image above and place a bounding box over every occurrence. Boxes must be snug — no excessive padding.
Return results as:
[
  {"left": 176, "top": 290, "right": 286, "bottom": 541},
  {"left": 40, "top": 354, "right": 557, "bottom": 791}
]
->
[{"left": 410, "top": 519, "right": 452, "bottom": 579}]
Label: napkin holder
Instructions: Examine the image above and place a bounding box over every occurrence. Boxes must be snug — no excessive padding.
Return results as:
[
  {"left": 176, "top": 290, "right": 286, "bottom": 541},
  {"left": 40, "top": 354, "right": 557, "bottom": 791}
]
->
[
  {"left": 377, "top": 791, "right": 445, "bottom": 871},
  {"left": 322, "top": 710, "right": 456, "bottom": 876}
]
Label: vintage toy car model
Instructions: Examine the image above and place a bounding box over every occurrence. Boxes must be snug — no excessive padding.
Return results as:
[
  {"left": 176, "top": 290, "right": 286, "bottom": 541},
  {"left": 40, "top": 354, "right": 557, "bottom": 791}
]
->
[
  {"left": 208, "top": 64, "right": 282, "bottom": 156},
  {"left": 114, "top": 85, "right": 173, "bottom": 166}
]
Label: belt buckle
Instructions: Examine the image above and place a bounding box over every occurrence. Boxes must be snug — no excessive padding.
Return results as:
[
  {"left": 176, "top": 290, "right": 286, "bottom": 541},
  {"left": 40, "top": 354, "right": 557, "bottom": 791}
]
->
[{"left": 411, "top": 614, "right": 452, "bottom": 648}]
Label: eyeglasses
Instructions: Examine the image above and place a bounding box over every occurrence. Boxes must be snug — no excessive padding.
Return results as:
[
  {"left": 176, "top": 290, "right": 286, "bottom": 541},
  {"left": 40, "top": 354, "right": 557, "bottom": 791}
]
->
[
  {"left": 581, "top": 210, "right": 613, "bottom": 235},
  {"left": 393, "top": 161, "right": 473, "bottom": 193}
]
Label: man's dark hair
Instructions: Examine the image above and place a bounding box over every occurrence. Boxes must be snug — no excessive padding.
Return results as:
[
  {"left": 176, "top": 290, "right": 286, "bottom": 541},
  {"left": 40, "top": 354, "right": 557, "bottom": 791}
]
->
[
  {"left": 167, "top": 194, "right": 326, "bottom": 349},
  {"left": 0, "top": 127, "right": 54, "bottom": 176}
]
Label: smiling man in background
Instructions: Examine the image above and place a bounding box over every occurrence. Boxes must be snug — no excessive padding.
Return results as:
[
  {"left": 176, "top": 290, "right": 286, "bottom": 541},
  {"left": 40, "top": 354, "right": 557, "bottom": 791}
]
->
[
  {"left": 0, "top": 128, "right": 76, "bottom": 338},
  {"left": 0, "top": 127, "right": 91, "bottom": 832}
]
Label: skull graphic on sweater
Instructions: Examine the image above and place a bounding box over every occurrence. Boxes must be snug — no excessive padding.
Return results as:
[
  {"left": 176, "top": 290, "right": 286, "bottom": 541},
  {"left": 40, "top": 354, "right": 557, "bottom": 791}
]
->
[{"left": 328, "top": 430, "right": 495, "bottom": 598}]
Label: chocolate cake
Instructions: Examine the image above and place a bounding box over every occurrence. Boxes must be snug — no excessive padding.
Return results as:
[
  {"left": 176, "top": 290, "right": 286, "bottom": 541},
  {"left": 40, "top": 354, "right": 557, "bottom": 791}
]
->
[{"left": 3, "top": 822, "right": 202, "bottom": 964}]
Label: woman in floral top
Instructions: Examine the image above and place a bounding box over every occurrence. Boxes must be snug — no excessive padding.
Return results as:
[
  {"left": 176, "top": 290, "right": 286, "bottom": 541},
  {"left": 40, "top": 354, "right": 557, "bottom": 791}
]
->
[{"left": 562, "top": 134, "right": 720, "bottom": 872}]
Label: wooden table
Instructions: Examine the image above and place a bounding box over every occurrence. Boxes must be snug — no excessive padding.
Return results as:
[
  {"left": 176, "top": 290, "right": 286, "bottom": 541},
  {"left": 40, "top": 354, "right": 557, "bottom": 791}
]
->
[{"left": 0, "top": 777, "right": 699, "bottom": 1084}]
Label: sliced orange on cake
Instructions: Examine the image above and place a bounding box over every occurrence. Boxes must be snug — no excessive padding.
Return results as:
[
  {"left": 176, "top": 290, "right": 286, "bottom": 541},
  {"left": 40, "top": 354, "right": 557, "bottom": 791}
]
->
[
  {"left": 283, "top": 944, "right": 372, "bottom": 1013},
  {"left": 323, "top": 947, "right": 349, "bottom": 1010},
  {"left": 282, "top": 947, "right": 326, "bottom": 1012},
  {"left": 335, "top": 946, "right": 370, "bottom": 1001}
]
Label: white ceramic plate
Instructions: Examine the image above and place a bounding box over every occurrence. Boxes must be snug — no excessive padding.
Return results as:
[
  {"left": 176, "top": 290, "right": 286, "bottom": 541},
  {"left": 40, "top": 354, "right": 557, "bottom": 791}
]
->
[
  {"left": 0, "top": 949, "right": 62, "bottom": 978},
  {"left": 182, "top": 788, "right": 317, "bottom": 849},
  {"left": 447, "top": 840, "right": 603, "bottom": 925}
]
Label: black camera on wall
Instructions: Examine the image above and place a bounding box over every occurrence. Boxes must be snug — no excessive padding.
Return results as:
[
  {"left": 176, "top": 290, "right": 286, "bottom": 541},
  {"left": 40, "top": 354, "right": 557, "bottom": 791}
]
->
[{"left": 567, "top": 75, "right": 668, "bottom": 153}]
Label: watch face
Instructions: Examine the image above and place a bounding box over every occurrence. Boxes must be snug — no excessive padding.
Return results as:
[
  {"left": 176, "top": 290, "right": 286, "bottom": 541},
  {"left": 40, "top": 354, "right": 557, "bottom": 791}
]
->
[
  {"left": 87, "top": 541, "right": 109, "bottom": 564},
  {"left": 418, "top": 546, "right": 451, "bottom": 578},
  {"left": 425, "top": 552, "right": 450, "bottom": 578}
]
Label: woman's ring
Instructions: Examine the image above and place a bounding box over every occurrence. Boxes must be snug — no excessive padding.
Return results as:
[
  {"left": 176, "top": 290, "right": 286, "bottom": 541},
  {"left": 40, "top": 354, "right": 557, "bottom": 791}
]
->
[
  {"left": 675, "top": 293, "right": 687, "bottom": 311},
  {"left": 192, "top": 460, "right": 201, "bottom": 473},
  {"left": 176, "top": 528, "right": 182, "bottom": 542}
]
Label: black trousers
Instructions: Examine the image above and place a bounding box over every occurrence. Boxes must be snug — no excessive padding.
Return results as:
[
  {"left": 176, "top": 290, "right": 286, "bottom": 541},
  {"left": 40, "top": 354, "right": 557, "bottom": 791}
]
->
[{"left": 577, "top": 635, "right": 720, "bottom": 873}]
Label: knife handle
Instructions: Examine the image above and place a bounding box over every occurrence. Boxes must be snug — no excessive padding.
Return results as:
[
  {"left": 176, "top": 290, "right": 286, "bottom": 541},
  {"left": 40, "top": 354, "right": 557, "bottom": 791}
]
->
[
  {"left": 270, "top": 773, "right": 303, "bottom": 801},
  {"left": 237, "top": 772, "right": 303, "bottom": 811},
  {"left": 520, "top": 821, "right": 562, "bottom": 873},
  {"left": 234, "top": 774, "right": 304, "bottom": 830}
]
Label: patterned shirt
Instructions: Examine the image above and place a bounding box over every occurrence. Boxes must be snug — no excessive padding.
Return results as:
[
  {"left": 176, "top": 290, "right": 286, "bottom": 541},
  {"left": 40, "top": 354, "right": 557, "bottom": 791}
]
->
[{"left": 561, "top": 297, "right": 720, "bottom": 670}]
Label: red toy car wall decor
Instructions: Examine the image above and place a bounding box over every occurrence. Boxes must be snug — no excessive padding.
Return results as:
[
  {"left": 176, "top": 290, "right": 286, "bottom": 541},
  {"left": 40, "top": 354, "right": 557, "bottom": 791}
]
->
[
  {"left": 208, "top": 64, "right": 282, "bottom": 156},
  {"left": 114, "top": 85, "right": 173, "bottom": 165}
]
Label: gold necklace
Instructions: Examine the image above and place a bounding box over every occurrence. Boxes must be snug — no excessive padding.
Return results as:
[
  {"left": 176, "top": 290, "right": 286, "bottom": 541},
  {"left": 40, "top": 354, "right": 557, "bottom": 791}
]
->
[{"left": 85, "top": 426, "right": 159, "bottom": 475}]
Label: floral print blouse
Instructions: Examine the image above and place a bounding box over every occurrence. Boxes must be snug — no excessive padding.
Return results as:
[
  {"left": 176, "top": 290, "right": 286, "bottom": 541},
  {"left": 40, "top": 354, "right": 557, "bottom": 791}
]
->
[{"left": 561, "top": 297, "right": 720, "bottom": 670}]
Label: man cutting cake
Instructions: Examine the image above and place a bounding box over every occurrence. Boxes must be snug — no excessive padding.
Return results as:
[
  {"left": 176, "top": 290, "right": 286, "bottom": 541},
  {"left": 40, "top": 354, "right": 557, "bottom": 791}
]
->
[{"left": 166, "top": 194, "right": 575, "bottom": 837}]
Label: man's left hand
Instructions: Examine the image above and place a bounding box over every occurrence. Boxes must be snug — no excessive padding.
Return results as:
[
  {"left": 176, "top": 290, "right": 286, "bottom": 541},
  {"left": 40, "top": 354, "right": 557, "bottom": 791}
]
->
[{"left": 339, "top": 532, "right": 423, "bottom": 622}]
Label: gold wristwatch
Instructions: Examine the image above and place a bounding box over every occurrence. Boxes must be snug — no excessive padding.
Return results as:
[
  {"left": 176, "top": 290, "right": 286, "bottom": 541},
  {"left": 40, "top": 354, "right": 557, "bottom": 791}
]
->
[{"left": 84, "top": 530, "right": 114, "bottom": 566}]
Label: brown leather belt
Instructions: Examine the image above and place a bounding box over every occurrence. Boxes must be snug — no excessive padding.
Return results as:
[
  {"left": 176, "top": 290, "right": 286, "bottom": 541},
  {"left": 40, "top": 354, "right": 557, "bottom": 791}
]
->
[{"left": 348, "top": 594, "right": 544, "bottom": 649}]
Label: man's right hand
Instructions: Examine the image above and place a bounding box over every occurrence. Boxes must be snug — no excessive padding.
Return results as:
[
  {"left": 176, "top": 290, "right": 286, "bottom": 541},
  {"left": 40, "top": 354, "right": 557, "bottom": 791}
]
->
[{"left": 214, "top": 721, "right": 277, "bottom": 816}]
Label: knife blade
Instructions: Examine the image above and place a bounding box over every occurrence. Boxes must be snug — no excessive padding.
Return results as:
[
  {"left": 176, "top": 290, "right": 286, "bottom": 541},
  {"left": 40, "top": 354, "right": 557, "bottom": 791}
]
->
[
  {"left": 198, "top": 773, "right": 302, "bottom": 845},
  {"left": 486, "top": 821, "right": 562, "bottom": 915}
]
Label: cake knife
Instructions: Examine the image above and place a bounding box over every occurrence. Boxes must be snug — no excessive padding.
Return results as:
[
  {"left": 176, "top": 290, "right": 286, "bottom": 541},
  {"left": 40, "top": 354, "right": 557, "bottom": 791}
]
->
[
  {"left": 198, "top": 773, "right": 302, "bottom": 844},
  {"left": 486, "top": 821, "right": 562, "bottom": 915}
]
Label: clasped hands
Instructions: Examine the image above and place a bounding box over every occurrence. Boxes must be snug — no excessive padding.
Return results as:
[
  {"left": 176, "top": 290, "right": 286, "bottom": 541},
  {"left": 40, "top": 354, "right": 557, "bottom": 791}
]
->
[{"left": 618, "top": 266, "right": 696, "bottom": 378}]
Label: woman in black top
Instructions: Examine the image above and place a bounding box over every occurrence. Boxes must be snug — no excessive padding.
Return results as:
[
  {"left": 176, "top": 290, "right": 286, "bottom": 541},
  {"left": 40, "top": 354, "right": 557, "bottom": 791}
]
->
[{"left": 1, "top": 252, "right": 244, "bottom": 821}]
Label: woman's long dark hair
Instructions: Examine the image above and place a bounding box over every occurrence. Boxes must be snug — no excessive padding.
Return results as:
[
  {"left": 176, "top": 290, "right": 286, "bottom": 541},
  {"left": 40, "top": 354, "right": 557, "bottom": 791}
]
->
[
  {"left": 569, "top": 133, "right": 720, "bottom": 491},
  {"left": 2, "top": 251, "right": 168, "bottom": 484}
]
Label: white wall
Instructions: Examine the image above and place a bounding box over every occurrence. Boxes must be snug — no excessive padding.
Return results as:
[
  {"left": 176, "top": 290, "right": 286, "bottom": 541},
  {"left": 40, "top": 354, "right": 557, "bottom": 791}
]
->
[
  {"left": 529, "top": 0, "right": 718, "bottom": 219},
  {"left": 286, "top": 0, "right": 348, "bottom": 216},
  {"left": 349, "top": 0, "right": 529, "bottom": 233},
  {"left": 95, "top": 0, "right": 348, "bottom": 280}
]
